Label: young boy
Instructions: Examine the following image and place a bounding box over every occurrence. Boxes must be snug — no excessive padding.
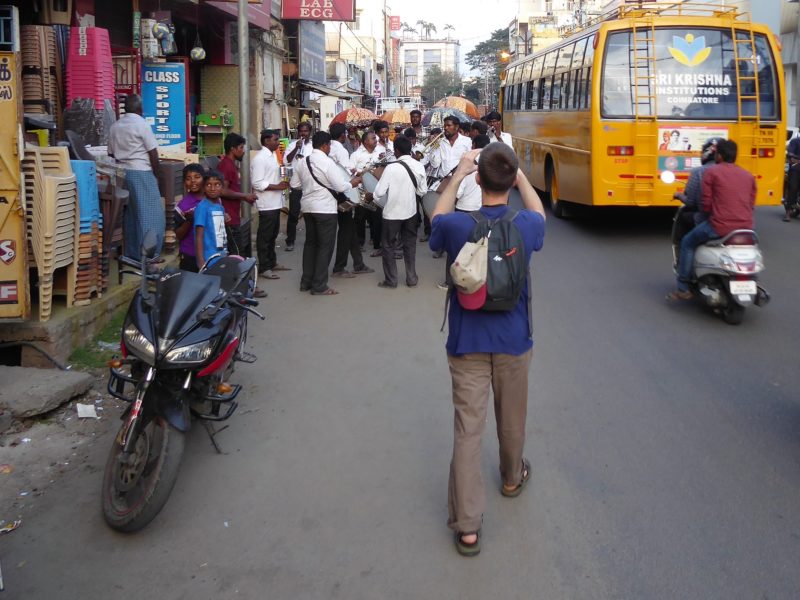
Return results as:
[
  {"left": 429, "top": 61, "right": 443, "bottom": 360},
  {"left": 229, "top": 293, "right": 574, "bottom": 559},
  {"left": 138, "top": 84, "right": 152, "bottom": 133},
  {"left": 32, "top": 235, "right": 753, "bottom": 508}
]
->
[
  {"left": 174, "top": 164, "right": 205, "bottom": 272},
  {"left": 194, "top": 170, "right": 229, "bottom": 270}
]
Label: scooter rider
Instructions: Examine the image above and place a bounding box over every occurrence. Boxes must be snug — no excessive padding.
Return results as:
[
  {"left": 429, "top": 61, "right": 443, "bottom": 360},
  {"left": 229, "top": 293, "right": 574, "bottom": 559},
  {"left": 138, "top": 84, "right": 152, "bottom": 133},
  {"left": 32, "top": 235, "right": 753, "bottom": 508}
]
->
[
  {"left": 667, "top": 139, "right": 756, "bottom": 301},
  {"left": 673, "top": 138, "right": 720, "bottom": 242},
  {"left": 783, "top": 152, "right": 800, "bottom": 222}
]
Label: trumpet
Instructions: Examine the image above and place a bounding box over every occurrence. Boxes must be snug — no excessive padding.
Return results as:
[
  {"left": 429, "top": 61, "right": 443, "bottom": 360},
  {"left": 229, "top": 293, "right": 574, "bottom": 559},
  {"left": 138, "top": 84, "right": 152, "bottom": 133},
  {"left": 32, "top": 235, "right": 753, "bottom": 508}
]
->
[{"left": 417, "top": 130, "right": 445, "bottom": 158}]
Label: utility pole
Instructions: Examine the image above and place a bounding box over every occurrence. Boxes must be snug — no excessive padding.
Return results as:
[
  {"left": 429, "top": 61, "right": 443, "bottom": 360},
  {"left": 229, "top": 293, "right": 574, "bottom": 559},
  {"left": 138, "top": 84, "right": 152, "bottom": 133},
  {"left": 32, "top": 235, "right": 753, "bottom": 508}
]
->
[{"left": 238, "top": 0, "right": 250, "bottom": 194}]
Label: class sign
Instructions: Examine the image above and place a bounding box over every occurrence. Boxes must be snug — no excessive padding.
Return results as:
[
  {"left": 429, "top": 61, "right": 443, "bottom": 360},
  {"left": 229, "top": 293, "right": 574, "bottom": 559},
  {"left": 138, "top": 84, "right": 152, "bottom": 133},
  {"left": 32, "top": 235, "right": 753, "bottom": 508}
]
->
[
  {"left": 141, "top": 62, "right": 188, "bottom": 152},
  {"left": 281, "top": 0, "right": 355, "bottom": 21}
]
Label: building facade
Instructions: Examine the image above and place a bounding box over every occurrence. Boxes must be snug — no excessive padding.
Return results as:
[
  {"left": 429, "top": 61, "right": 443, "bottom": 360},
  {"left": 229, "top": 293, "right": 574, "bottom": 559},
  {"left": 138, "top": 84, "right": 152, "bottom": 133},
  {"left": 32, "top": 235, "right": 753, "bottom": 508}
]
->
[{"left": 399, "top": 38, "right": 460, "bottom": 93}]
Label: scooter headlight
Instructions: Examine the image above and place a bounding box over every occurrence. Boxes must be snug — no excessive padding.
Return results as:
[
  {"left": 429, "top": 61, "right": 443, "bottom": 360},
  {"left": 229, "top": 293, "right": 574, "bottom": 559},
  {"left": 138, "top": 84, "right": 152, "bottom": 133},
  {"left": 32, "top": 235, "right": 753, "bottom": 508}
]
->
[
  {"left": 164, "top": 338, "right": 218, "bottom": 364},
  {"left": 123, "top": 323, "right": 155, "bottom": 360}
]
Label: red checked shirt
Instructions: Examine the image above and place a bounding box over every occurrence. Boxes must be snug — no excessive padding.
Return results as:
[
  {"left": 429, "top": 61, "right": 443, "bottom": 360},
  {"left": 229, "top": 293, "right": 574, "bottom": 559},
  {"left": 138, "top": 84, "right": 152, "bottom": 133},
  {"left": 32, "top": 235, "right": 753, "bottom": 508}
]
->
[{"left": 701, "top": 162, "right": 756, "bottom": 237}]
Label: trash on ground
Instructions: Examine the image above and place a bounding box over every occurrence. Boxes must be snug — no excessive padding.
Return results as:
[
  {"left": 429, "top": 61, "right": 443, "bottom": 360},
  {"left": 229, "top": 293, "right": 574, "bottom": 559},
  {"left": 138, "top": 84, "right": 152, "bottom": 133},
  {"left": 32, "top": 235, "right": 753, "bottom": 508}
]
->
[
  {"left": 0, "top": 464, "right": 12, "bottom": 474},
  {"left": 21, "top": 438, "right": 31, "bottom": 443},
  {"left": 76, "top": 404, "right": 99, "bottom": 419},
  {"left": 0, "top": 520, "right": 21, "bottom": 534}
]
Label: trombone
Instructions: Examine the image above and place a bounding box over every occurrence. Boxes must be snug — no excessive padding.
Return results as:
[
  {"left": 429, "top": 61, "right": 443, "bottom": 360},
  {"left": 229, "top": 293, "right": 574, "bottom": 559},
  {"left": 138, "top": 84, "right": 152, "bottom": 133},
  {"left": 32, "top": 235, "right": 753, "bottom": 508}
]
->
[{"left": 415, "top": 130, "right": 444, "bottom": 160}]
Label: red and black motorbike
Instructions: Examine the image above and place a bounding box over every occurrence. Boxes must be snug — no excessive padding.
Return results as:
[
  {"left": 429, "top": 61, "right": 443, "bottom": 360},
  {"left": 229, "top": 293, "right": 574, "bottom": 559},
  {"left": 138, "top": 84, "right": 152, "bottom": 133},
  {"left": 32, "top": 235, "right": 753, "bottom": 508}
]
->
[{"left": 102, "top": 231, "right": 262, "bottom": 532}]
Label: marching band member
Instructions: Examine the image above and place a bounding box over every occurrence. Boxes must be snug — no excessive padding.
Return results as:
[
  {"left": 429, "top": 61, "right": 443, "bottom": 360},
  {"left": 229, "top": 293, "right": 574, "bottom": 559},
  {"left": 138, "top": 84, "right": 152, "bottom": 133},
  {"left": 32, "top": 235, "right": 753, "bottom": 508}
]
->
[
  {"left": 373, "top": 120, "right": 394, "bottom": 160},
  {"left": 429, "top": 116, "right": 472, "bottom": 179},
  {"left": 351, "top": 131, "right": 384, "bottom": 253},
  {"left": 283, "top": 122, "right": 313, "bottom": 251},
  {"left": 372, "top": 136, "right": 428, "bottom": 288},
  {"left": 455, "top": 134, "right": 491, "bottom": 212},
  {"left": 485, "top": 111, "right": 515, "bottom": 151}
]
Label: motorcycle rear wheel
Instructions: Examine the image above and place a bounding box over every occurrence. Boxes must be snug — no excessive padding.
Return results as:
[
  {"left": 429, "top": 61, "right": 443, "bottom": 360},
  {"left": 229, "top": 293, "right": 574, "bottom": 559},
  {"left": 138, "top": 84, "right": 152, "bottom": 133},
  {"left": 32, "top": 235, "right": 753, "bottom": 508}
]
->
[
  {"left": 722, "top": 302, "right": 746, "bottom": 325},
  {"left": 101, "top": 416, "right": 185, "bottom": 532}
]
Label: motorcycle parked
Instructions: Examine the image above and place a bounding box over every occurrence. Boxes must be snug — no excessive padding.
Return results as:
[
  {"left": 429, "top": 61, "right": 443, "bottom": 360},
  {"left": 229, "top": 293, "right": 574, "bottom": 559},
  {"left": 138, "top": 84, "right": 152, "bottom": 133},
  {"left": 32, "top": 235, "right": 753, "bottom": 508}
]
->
[
  {"left": 102, "top": 231, "right": 263, "bottom": 532},
  {"left": 671, "top": 204, "right": 769, "bottom": 325}
]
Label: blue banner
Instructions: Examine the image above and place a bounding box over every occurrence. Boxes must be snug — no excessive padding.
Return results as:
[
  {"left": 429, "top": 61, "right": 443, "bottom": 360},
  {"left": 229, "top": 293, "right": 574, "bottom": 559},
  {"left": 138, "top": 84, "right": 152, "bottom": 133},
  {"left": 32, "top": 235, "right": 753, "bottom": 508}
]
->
[{"left": 141, "top": 62, "right": 187, "bottom": 152}]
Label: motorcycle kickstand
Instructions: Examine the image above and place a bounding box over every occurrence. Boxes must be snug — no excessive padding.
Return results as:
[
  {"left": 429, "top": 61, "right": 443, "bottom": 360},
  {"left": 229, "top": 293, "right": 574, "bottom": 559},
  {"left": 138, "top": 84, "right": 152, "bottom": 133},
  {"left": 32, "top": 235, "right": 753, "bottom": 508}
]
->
[{"left": 201, "top": 420, "right": 230, "bottom": 455}]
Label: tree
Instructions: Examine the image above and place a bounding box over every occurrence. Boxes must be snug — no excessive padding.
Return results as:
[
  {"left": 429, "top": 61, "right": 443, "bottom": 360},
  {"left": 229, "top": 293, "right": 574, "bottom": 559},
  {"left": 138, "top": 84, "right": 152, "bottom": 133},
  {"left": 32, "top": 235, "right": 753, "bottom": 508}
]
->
[
  {"left": 462, "top": 76, "right": 483, "bottom": 104},
  {"left": 444, "top": 24, "right": 455, "bottom": 39},
  {"left": 421, "top": 65, "right": 462, "bottom": 105},
  {"left": 425, "top": 23, "right": 438, "bottom": 39},
  {"left": 416, "top": 19, "right": 427, "bottom": 39},
  {"left": 464, "top": 28, "right": 509, "bottom": 107},
  {"left": 401, "top": 22, "right": 416, "bottom": 39}
]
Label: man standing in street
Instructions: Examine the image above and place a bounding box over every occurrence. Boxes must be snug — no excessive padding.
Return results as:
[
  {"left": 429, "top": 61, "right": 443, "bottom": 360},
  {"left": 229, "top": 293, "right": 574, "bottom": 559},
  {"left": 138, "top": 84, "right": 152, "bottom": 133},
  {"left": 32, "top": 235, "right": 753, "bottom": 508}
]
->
[
  {"left": 374, "top": 120, "right": 394, "bottom": 159},
  {"left": 429, "top": 116, "right": 473, "bottom": 180},
  {"left": 283, "top": 122, "right": 313, "bottom": 252},
  {"left": 372, "top": 136, "right": 427, "bottom": 288},
  {"left": 218, "top": 132, "right": 257, "bottom": 257},
  {"left": 410, "top": 109, "right": 425, "bottom": 141},
  {"left": 667, "top": 139, "right": 756, "bottom": 301},
  {"left": 485, "top": 111, "right": 514, "bottom": 151},
  {"left": 329, "top": 123, "right": 374, "bottom": 278},
  {"left": 351, "top": 131, "right": 383, "bottom": 252},
  {"left": 108, "top": 94, "right": 164, "bottom": 259},
  {"left": 290, "top": 132, "right": 361, "bottom": 296},
  {"left": 251, "top": 129, "right": 291, "bottom": 280},
  {"left": 430, "top": 143, "right": 546, "bottom": 557}
]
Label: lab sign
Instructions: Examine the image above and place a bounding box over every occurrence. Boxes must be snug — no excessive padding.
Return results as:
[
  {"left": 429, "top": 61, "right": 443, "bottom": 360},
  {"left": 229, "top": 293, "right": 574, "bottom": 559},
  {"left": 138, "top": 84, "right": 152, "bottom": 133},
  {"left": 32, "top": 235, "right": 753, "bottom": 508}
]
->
[
  {"left": 141, "top": 61, "right": 188, "bottom": 152},
  {"left": 282, "top": 0, "right": 355, "bottom": 21}
]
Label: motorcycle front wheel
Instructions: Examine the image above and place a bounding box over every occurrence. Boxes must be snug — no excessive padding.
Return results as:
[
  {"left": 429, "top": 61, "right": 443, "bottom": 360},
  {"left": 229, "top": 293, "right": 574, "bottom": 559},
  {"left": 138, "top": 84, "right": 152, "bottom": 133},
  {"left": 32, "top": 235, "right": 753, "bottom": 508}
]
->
[{"left": 101, "top": 416, "right": 185, "bottom": 532}]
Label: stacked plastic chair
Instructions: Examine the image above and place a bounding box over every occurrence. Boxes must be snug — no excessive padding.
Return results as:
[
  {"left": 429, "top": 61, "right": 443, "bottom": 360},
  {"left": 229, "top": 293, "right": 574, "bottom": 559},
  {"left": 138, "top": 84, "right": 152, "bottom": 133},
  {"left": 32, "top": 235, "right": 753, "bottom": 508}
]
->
[
  {"left": 21, "top": 145, "right": 78, "bottom": 321},
  {"left": 21, "top": 25, "right": 61, "bottom": 118},
  {"left": 158, "top": 160, "right": 185, "bottom": 254},
  {"left": 65, "top": 27, "right": 114, "bottom": 111},
  {"left": 71, "top": 160, "right": 104, "bottom": 302}
]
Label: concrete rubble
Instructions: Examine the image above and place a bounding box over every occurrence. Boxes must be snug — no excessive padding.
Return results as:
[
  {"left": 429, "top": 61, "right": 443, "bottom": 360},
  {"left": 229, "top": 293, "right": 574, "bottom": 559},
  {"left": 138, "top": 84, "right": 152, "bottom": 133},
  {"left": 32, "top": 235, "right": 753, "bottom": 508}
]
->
[{"left": 0, "top": 366, "right": 94, "bottom": 419}]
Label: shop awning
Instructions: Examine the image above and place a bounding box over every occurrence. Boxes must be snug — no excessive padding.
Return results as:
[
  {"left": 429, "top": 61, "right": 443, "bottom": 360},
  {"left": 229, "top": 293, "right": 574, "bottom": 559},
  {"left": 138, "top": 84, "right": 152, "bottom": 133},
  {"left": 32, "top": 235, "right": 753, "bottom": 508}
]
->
[
  {"left": 300, "top": 80, "right": 362, "bottom": 99},
  {"left": 205, "top": 1, "right": 272, "bottom": 30}
]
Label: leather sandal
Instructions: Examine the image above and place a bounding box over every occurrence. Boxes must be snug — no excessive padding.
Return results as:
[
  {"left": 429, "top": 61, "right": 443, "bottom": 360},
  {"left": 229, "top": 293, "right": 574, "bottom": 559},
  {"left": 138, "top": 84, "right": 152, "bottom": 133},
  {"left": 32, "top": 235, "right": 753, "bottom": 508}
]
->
[{"left": 501, "top": 458, "right": 531, "bottom": 498}]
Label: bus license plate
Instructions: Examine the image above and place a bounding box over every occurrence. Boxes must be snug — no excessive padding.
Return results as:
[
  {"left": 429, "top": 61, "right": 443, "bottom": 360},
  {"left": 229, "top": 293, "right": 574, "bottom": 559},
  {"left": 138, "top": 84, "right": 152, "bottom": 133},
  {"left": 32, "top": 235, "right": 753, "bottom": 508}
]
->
[{"left": 730, "top": 280, "right": 757, "bottom": 295}]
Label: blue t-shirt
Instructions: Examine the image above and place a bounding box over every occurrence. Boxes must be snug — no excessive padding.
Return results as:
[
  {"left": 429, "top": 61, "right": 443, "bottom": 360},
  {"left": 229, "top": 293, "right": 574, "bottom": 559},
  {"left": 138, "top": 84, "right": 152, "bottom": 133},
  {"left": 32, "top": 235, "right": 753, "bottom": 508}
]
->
[
  {"left": 193, "top": 199, "right": 228, "bottom": 265},
  {"left": 429, "top": 205, "right": 545, "bottom": 356}
]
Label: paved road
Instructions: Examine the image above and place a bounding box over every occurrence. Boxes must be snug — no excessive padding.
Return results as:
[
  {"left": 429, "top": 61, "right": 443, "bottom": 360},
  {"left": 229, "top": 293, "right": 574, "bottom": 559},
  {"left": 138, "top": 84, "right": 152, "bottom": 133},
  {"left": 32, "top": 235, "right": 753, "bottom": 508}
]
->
[{"left": 4, "top": 205, "right": 800, "bottom": 599}]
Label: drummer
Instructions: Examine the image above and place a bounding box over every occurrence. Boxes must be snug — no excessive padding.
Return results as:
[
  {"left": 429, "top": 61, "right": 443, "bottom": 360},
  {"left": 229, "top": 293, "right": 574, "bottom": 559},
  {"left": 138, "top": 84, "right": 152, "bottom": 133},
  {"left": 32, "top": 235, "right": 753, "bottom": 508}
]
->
[{"left": 351, "top": 131, "right": 384, "bottom": 254}]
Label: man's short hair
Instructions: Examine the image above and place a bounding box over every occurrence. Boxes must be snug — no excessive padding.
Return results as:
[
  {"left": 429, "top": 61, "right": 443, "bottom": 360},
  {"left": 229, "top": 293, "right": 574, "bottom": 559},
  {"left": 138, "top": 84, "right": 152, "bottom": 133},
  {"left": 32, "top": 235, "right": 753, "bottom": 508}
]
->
[
  {"left": 471, "top": 120, "right": 488, "bottom": 135},
  {"left": 403, "top": 127, "right": 416, "bottom": 140},
  {"left": 361, "top": 130, "right": 375, "bottom": 144},
  {"left": 443, "top": 115, "right": 460, "bottom": 127},
  {"left": 224, "top": 132, "right": 246, "bottom": 153},
  {"left": 484, "top": 111, "right": 502, "bottom": 121},
  {"left": 205, "top": 169, "right": 224, "bottom": 184},
  {"left": 183, "top": 163, "right": 205, "bottom": 180},
  {"left": 124, "top": 94, "right": 143, "bottom": 114},
  {"left": 394, "top": 135, "right": 412, "bottom": 156},
  {"left": 430, "top": 127, "right": 442, "bottom": 136},
  {"left": 260, "top": 129, "right": 278, "bottom": 146},
  {"left": 473, "top": 134, "right": 490, "bottom": 150},
  {"left": 297, "top": 121, "right": 312, "bottom": 133},
  {"left": 717, "top": 139, "right": 737, "bottom": 163},
  {"left": 410, "top": 109, "right": 422, "bottom": 118},
  {"left": 329, "top": 122, "right": 347, "bottom": 140},
  {"left": 478, "top": 143, "right": 518, "bottom": 193},
  {"left": 312, "top": 131, "right": 332, "bottom": 149},
  {"left": 372, "top": 119, "right": 389, "bottom": 133}
]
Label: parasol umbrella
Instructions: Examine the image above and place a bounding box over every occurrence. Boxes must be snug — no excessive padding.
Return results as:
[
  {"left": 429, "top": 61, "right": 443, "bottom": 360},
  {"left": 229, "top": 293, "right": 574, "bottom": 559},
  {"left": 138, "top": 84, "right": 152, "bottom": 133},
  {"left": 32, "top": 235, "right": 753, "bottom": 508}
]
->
[
  {"left": 387, "top": 107, "right": 413, "bottom": 127},
  {"left": 331, "top": 107, "right": 379, "bottom": 128},
  {"left": 434, "top": 96, "right": 480, "bottom": 119},
  {"left": 422, "top": 107, "right": 473, "bottom": 129}
]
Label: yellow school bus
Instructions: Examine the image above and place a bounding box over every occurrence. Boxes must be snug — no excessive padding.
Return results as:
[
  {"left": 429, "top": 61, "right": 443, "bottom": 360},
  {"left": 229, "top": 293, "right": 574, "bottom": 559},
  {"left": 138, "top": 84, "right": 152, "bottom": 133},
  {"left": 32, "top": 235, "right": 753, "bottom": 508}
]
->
[{"left": 500, "top": 2, "right": 785, "bottom": 217}]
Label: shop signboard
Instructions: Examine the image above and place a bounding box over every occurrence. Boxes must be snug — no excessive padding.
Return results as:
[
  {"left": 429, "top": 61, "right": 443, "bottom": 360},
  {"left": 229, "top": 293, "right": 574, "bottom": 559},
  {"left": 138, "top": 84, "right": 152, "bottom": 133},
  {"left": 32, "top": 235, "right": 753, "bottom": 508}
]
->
[
  {"left": 282, "top": 0, "right": 355, "bottom": 21},
  {"left": 298, "top": 20, "right": 325, "bottom": 85},
  {"left": 0, "top": 52, "right": 29, "bottom": 319},
  {"left": 141, "top": 61, "right": 189, "bottom": 153}
]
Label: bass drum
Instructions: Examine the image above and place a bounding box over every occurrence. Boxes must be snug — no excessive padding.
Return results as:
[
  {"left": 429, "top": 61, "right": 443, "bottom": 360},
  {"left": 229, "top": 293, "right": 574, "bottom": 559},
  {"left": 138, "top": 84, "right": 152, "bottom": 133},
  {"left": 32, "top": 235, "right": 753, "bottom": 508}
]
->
[
  {"left": 421, "top": 191, "right": 439, "bottom": 219},
  {"left": 362, "top": 171, "right": 380, "bottom": 194},
  {"left": 336, "top": 164, "right": 360, "bottom": 203}
]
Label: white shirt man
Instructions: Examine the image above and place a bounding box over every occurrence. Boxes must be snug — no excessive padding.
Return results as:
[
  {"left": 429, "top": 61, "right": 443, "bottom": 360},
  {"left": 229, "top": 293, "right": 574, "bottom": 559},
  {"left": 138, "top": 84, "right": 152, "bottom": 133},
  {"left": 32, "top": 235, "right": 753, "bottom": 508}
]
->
[
  {"left": 430, "top": 133, "right": 472, "bottom": 177},
  {"left": 329, "top": 138, "right": 354, "bottom": 173},
  {"left": 455, "top": 149, "right": 484, "bottom": 212},
  {"left": 376, "top": 138, "right": 394, "bottom": 161},
  {"left": 351, "top": 144, "right": 382, "bottom": 173},
  {"left": 373, "top": 155, "right": 428, "bottom": 221},
  {"left": 251, "top": 145, "right": 283, "bottom": 211},
  {"left": 108, "top": 112, "right": 158, "bottom": 171},
  {"left": 290, "top": 148, "right": 354, "bottom": 214},
  {"left": 492, "top": 130, "right": 514, "bottom": 150}
]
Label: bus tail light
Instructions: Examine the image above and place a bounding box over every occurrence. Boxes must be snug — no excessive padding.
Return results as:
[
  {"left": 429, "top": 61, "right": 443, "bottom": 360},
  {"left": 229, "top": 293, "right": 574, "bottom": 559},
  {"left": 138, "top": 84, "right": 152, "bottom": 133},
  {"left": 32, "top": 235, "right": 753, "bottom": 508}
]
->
[
  {"left": 751, "top": 148, "right": 775, "bottom": 158},
  {"left": 608, "top": 146, "right": 634, "bottom": 156}
]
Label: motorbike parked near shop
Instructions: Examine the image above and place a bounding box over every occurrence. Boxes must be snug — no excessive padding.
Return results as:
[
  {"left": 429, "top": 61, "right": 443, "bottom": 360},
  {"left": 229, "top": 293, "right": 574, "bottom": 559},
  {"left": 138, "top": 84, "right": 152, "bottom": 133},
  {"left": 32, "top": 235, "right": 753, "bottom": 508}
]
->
[{"left": 101, "top": 231, "right": 262, "bottom": 532}]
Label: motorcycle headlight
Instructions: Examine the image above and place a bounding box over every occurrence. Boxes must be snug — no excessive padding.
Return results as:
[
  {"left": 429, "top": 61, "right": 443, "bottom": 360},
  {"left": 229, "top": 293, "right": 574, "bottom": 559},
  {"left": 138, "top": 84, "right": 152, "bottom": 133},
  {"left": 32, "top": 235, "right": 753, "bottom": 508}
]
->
[
  {"left": 164, "top": 338, "right": 218, "bottom": 364},
  {"left": 123, "top": 323, "right": 155, "bottom": 360}
]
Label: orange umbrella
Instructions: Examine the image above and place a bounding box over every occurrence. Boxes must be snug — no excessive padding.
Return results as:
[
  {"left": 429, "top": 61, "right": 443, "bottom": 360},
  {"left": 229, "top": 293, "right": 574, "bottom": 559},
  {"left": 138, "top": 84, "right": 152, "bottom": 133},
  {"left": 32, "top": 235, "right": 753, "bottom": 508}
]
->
[
  {"left": 331, "top": 107, "right": 379, "bottom": 127},
  {"left": 434, "top": 96, "right": 480, "bottom": 119},
  {"left": 386, "top": 107, "right": 412, "bottom": 127}
]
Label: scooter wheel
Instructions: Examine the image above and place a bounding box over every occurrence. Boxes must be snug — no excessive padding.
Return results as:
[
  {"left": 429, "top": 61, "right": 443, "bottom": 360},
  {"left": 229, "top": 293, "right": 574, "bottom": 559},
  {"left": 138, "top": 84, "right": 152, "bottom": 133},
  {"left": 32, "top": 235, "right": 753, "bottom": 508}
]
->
[{"left": 722, "top": 303, "right": 746, "bottom": 325}]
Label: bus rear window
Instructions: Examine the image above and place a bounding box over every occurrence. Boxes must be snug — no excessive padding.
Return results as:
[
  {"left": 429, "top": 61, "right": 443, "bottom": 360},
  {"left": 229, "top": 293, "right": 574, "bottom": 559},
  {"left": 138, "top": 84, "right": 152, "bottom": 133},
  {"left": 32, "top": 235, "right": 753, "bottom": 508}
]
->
[{"left": 601, "top": 28, "right": 779, "bottom": 120}]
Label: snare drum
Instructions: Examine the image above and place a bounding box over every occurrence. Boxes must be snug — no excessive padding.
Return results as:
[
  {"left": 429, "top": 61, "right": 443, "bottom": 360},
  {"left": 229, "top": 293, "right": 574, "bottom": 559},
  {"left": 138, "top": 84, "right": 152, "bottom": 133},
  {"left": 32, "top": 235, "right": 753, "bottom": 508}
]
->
[
  {"left": 362, "top": 171, "right": 380, "bottom": 194},
  {"left": 337, "top": 164, "right": 360, "bottom": 203}
]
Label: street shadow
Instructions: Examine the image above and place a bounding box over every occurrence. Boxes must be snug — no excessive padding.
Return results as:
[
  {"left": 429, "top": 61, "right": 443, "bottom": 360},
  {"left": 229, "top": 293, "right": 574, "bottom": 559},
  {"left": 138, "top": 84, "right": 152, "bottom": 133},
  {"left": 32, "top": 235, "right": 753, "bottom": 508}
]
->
[{"left": 555, "top": 203, "right": 676, "bottom": 238}]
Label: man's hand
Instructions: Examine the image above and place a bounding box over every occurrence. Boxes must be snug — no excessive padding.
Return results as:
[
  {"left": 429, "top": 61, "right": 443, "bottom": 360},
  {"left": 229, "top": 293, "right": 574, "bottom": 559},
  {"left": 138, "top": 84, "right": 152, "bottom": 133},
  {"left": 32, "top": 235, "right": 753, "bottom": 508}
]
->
[
  {"left": 273, "top": 181, "right": 290, "bottom": 191},
  {"left": 350, "top": 176, "right": 363, "bottom": 187},
  {"left": 454, "top": 150, "right": 481, "bottom": 178},
  {"left": 245, "top": 193, "right": 257, "bottom": 203},
  {"left": 224, "top": 212, "right": 232, "bottom": 224}
]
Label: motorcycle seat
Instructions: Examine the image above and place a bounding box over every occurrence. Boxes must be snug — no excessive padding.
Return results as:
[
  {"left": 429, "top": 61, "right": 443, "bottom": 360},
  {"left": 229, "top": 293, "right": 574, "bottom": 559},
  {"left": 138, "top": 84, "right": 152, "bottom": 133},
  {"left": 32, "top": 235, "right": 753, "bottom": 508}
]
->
[{"left": 203, "top": 256, "right": 256, "bottom": 292}]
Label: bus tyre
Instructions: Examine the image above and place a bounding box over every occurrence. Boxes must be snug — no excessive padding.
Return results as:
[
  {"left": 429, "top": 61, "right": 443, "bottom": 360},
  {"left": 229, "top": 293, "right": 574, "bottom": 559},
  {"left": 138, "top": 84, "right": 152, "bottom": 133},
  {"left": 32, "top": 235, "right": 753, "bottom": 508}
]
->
[{"left": 547, "top": 165, "right": 565, "bottom": 218}]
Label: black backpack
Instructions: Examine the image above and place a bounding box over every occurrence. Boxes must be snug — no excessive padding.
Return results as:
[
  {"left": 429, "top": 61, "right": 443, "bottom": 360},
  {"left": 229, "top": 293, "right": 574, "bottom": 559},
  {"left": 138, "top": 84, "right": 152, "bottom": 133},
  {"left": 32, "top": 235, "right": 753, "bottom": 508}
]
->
[{"left": 468, "top": 210, "right": 527, "bottom": 312}]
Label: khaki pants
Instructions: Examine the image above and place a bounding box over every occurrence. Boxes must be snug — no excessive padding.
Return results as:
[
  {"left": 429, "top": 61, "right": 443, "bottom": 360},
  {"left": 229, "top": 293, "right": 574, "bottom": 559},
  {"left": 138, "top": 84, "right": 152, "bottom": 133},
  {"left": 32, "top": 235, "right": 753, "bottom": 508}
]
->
[{"left": 447, "top": 350, "right": 533, "bottom": 533}]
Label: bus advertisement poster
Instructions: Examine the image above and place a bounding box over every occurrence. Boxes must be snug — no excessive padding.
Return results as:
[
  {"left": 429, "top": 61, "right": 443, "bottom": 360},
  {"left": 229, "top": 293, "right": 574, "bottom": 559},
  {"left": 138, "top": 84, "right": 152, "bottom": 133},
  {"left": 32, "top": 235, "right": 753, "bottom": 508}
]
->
[{"left": 657, "top": 125, "right": 728, "bottom": 173}]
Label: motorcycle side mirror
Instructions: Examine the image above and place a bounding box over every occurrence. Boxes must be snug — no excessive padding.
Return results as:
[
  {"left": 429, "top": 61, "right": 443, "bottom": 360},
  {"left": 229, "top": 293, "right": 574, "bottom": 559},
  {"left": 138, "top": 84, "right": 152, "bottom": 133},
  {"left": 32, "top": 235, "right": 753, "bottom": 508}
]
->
[
  {"left": 660, "top": 170, "right": 676, "bottom": 185},
  {"left": 141, "top": 230, "right": 159, "bottom": 259}
]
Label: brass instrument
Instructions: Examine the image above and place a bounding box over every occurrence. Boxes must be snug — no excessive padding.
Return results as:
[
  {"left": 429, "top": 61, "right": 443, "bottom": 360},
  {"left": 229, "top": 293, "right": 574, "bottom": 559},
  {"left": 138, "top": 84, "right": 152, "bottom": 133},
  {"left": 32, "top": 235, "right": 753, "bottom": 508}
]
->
[
  {"left": 419, "top": 130, "right": 445, "bottom": 158},
  {"left": 356, "top": 157, "right": 393, "bottom": 210}
]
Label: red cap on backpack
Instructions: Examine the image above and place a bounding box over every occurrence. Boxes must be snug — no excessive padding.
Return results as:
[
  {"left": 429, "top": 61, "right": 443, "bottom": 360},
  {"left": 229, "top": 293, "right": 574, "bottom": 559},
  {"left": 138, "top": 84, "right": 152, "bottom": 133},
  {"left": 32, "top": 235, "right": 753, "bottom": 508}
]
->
[{"left": 456, "top": 283, "right": 487, "bottom": 310}]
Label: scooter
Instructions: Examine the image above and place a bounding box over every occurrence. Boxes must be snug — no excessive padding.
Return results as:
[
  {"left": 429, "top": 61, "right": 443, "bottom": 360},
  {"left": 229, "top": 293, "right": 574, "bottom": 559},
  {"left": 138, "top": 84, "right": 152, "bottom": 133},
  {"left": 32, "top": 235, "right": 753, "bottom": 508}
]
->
[
  {"left": 101, "top": 231, "right": 263, "bottom": 532},
  {"left": 671, "top": 204, "right": 769, "bottom": 325}
]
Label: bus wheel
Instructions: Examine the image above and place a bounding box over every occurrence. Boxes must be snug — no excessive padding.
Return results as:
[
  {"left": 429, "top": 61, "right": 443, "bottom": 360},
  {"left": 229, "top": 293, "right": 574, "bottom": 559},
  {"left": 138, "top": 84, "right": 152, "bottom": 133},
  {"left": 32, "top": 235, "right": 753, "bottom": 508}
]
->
[{"left": 547, "top": 165, "right": 565, "bottom": 218}]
